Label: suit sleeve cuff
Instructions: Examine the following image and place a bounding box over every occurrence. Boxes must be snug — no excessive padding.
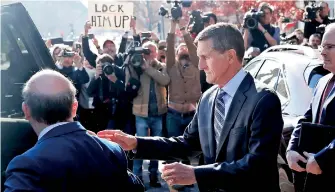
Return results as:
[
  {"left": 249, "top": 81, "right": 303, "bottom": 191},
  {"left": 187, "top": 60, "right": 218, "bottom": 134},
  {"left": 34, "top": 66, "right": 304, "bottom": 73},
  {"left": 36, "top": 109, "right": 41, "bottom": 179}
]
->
[{"left": 314, "top": 145, "right": 330, "bottom": 172}]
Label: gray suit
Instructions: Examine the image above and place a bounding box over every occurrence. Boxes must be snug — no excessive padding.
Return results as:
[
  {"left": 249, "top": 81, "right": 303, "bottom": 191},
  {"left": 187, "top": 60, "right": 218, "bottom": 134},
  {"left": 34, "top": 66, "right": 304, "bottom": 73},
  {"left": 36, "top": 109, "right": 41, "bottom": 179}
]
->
[{"left": 132, "top": 73, "right": 283, "bottom": 192}]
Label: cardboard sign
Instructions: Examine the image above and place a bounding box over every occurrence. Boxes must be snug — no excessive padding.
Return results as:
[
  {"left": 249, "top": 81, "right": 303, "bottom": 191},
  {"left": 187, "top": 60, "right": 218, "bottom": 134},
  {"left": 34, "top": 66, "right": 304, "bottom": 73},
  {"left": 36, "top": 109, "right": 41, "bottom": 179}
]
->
[{"left": 88, "top": 2, "right": 134, "bottom": 30}]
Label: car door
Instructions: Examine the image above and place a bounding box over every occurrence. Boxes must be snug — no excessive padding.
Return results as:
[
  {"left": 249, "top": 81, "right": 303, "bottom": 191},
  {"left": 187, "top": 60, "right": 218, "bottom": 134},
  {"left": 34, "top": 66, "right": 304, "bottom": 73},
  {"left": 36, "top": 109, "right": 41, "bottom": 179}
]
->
[{"left": 1, "top": 3, "right": 55, "bottom": 189}]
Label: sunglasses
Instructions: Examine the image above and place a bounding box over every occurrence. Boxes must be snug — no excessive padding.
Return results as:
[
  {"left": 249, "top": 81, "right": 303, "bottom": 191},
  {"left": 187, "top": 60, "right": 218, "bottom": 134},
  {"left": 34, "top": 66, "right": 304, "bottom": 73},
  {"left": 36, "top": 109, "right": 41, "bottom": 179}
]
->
[{"left": 158, "top": 46, "right": 166, "bottom": 50}]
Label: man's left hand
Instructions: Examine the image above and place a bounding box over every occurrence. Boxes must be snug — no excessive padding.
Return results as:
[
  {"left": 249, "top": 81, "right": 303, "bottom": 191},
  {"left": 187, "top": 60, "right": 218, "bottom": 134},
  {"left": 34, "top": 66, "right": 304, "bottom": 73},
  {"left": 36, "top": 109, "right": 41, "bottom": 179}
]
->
[
  {"left": 141, "top": 59, "right": 150, "bottom": 70},
  {"left": 303, "top": 152, "right": 322, "bottom": 175},
  {"left": 107, "top": 73, "right": 118, "bottom": 83},
  {"left": 73, "top": 54, "right": 83, "bottom": 69},
  {"left": 161, "top": 162, "right": 197, "bottom": 186}
]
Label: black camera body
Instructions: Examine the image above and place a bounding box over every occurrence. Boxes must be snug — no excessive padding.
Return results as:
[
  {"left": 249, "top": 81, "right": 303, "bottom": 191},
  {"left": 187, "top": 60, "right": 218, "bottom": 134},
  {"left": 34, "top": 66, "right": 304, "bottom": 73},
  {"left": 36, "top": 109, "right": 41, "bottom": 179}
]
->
[
  {"left": 189, "top": 10, "right": 205, "bottom": 35},
  {"left": 243, "top": 9, "right": 264, "bottom": 29},
  {"left": 101, "top": 62, "right": 115, "bottom": 75},
  {"left": 59, "top": 49, "right": 75, "bottom": 57},
  {"left": 316, "top": 24, "right": 326, "bottom": 34},
  {"left": 304, "top": 4, "right": 322, "bottom": 21},
  {"left": 127, "top": 46, "right": 151, "bottom": 67},
  {"left": 158, "top": 0, "right": 192, "bottom": 21}
]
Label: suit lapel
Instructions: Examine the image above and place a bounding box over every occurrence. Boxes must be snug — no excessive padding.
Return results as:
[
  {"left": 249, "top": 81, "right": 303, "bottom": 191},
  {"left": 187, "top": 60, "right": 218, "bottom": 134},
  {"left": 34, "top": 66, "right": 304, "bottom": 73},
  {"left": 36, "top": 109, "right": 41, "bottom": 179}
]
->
[
  {"left": 312, "top": 75, "right": 331, "bottom": 123},
  {"left": 215, "top": 74, "right": 251, "bottom": 160},
  {"left": 320, "top": 82, "right": 335, "bottom": 122}
]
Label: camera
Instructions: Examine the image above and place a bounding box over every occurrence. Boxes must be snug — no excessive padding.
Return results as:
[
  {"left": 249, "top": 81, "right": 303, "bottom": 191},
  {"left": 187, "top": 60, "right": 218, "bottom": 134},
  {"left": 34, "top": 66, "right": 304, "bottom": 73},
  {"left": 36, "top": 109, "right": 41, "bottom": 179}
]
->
[
  {"left": 188, "top": 10, "right": 205, "bottom": 35},
  {"left": 158, "top": 0, "right": 192, "bottom": 21},
  {"left": 59, "top": 49, "right": 75, "bottom": 57},
  {"left": 304, "top": 4, "right": 322, "bottom": 21},
  {"left": 316, "top": 24, "right": 326, "bottom": 34},
  {"left": 126, "top": 42, "right": 151, "bottom": 67},
  {"left": 243, "top": 9, "right": 264, "bottom": 29},
  {"left": 280, "top": 33, "right": 299, "bottom": 45},
  {"left": 101, "top": 62, "right": 115, "bottom": 75}
]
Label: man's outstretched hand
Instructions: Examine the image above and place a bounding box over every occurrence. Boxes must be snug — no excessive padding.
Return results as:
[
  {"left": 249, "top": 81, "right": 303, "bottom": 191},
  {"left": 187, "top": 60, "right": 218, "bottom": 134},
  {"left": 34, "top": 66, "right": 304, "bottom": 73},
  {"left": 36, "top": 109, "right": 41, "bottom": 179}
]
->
[{"left": 97, "top": 130, "right": 137, "bottom": 151}]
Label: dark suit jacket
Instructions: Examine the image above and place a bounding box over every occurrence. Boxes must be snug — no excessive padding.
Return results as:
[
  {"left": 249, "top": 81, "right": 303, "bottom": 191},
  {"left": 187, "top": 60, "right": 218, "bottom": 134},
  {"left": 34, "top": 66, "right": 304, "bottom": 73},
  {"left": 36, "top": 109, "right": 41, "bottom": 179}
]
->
[
  {"left": 4, "top": 122, "right": 143, "bottom": 192},
  {"left": 132, "top": 73, "right": 284, "bottom": 192},
  {"left": 287, "top": 73, "right": 335, "bottom": 190}
]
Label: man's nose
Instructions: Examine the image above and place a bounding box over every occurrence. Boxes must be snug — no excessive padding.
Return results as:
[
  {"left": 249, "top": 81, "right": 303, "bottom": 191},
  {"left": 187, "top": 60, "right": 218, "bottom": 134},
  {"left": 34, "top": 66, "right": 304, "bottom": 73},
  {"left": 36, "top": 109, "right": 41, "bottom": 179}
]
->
[{"left": 198, "top": 59, "right": 206, "bottom": 70}]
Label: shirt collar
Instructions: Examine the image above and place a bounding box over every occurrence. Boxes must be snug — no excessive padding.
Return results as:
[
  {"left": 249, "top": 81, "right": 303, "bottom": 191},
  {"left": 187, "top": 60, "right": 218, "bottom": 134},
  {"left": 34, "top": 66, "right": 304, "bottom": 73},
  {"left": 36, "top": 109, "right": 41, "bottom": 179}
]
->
[
  {"left": 220, "top": 69, "right": 247, "bottom": 97},
  {"left": 38, "top": 122, "right": 69, "bottom": 140}
]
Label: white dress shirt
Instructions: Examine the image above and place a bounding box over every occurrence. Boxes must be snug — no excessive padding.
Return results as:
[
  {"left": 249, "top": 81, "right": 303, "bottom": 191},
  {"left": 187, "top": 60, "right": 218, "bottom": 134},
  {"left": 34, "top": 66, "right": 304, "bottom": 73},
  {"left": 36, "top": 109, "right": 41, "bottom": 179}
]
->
[
  {"left": 219, "top": 69, "right": 247, "bottom": 118},
  {"left": 38, "top": 122, "right": 69, "bottom": 140}
]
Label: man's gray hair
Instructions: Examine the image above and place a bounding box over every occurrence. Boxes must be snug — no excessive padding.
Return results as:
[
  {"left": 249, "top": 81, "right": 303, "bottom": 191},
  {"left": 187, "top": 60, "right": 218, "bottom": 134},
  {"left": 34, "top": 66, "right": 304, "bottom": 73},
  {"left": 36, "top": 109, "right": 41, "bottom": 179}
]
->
[
  {"left": 22, "top": 69, "right": 76, "bottom": 125},
  {"left": 194, "top": 22, "right": 245, "bottom": 62},
  {"left": 142, "top": 41, "right": 157, "bottom": 50}
]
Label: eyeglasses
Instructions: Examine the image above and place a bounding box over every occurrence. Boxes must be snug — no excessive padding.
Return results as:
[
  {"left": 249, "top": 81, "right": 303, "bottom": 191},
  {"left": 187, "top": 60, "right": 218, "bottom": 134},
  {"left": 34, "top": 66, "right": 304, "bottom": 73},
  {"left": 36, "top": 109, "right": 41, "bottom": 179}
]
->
[{"left": 319, "top": 44, "right": 335, "bottom": 51}]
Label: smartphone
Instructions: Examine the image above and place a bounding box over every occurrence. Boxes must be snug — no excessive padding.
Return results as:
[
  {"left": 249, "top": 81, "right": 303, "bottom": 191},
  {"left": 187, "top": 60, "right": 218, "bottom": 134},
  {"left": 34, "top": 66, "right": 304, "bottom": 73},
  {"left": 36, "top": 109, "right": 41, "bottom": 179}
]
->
[
  {"left": 88, "top": 33, "right": 94, "bottom": 39},
  {"left": 141, "top": 32, "right": 151, "bottom": 38}
]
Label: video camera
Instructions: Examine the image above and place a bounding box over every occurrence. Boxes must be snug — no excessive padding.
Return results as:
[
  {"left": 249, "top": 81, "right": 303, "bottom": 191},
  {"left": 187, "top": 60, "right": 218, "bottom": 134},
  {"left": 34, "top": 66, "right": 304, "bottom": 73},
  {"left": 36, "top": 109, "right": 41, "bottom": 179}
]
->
[
  {"left": 125, "top": 41, "right": 151, "bottom": 68},
  {"left": 158, "top": 0, "right": 192, "bottom": 21},
  {"left": 243, "top": 9, "right": 264, "bottom": 29},
  {"left": 304, "top": 3, "right": 323, "bottom": 21},
  {"left": 188, "top": 10, "right": 205, "bottom": 36}
]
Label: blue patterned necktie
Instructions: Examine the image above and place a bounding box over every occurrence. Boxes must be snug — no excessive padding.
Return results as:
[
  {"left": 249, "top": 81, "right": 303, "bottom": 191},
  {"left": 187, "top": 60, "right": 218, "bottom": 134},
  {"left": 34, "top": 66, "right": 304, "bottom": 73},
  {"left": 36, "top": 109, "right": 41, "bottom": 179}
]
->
[{"left": 214, "top": 90, "right": 226, "bottom": 147}]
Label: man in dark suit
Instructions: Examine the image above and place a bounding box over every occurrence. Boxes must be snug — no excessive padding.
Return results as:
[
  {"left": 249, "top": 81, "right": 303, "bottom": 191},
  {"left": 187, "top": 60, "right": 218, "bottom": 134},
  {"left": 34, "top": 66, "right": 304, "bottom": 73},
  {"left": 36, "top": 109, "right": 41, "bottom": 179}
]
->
[
  {"left": 98, "top": 22, "right": 284, "bottom": 192},
  {"left": 4, "top": 69, "right": 143, "bottom": 191},
  {"left": 286, "top": 23, "right": 335, "bottom": 192}
]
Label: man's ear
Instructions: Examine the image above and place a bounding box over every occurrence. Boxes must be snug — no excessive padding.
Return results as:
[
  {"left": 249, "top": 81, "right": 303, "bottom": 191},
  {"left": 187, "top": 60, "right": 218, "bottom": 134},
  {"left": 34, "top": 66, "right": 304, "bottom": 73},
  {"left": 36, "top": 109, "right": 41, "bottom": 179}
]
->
[
  {"left": 227, "top": 49, "right": 237, "bottom": 64},
  {"left": 71, "top": 100, "right": 78, "bottom": 119},
  {"left": 22, "top": 102, "right": 31, "bottom": 120}
]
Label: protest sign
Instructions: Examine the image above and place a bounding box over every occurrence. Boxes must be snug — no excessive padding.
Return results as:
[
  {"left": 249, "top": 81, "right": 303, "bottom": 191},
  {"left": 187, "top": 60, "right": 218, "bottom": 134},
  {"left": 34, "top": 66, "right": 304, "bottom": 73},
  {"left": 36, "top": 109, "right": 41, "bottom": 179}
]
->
[{"left": 88, "top": 2, "right": 134, "bottom": 30}]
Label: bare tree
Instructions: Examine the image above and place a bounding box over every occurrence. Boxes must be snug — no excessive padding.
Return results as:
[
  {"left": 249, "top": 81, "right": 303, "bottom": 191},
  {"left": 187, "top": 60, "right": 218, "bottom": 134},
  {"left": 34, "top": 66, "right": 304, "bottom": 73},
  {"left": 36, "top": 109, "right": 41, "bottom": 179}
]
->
[{"left": 132, "top": 0, "right": 164, "bottom": 32}]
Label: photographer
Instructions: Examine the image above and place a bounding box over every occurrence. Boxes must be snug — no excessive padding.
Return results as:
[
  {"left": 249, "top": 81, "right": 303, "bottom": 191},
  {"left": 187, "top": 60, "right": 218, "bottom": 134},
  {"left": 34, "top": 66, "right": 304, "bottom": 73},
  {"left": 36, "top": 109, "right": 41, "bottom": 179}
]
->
[
  {"left": 165, "top": 19, "right": 201, "bottom": 190},
  {"left": 87, "top": 54, "right": 135, "bottom": 134},
  {"left": 125, "top": 41, "right": 170, "bottom": 187},
  {"left": 243, "top": 2, "right": 280, "bottom": 52},
  {"left": 304, "top": 2, "right": 334, "bottom": 40},
  {"left": 56, "top": 46, "right": 89, "bottom": 98},
  {"left": 82, "top": 20, "right": 135, "bottom": 67}
]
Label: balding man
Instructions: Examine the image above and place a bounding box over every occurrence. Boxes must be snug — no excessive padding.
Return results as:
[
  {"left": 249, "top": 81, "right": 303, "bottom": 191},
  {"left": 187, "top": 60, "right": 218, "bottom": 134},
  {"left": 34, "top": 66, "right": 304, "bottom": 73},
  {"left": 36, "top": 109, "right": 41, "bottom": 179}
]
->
[
  {"left": 287, "top": 23, "right": 335, "bottom": 192},
  {"left": 4, "top": 70, "right": 144, "bottom": 191},
  {"left": 99, "top": 23, "right": 283, "bottom": 192}
]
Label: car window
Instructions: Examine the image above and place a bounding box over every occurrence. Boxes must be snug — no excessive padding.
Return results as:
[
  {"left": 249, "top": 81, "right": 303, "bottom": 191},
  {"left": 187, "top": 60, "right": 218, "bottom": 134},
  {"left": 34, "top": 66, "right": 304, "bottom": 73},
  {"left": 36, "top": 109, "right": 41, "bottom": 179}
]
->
[
  {"left": 276, "top": 72, "right": 289, "bottom": 105},
  {"left": 244, "top": 59, "right": 263, "bottom": 77},
  {"left": 255, "top": 59, "right": 281, "bottom": 89},
  {"left": 309, "top": 73, "right": 323, "bottom": 89}
]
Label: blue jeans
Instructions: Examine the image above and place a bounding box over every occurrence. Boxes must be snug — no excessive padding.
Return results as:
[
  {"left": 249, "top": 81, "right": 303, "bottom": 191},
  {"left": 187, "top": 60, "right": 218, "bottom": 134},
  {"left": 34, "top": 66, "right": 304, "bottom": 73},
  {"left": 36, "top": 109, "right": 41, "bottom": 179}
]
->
[
  {"left": 166, "top": 109, "right": 194, "bottom": 137},
  {"left": 166, "top": 109, "right": 194, "bottom": 166},
  {"left": 133, "top": 115, "right": 163, "bottom": 176}
]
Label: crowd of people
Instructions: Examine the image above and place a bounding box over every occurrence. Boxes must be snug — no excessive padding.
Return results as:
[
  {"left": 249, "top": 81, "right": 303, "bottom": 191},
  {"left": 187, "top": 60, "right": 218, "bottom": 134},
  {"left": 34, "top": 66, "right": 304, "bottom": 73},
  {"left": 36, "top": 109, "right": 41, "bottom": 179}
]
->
[{"left": 3, "top": 2, "right": 335, "bottom": 192}]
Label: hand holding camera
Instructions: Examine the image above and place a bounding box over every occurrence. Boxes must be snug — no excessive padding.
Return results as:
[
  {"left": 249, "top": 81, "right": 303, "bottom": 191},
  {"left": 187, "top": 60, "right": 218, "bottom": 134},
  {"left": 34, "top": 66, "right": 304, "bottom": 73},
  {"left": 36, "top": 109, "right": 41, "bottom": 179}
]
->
[
  {"left": 84, "top": 21, "right": 91, "bottom": 36},
  {"left": 95, "top": 63, "right": 103, "bottom": 78},
  {"left": 141, "top": 59, "right": 151, "bottom": 70},
  {"left": 73, "top": 53, "right": 83, "bottom": 69}
]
